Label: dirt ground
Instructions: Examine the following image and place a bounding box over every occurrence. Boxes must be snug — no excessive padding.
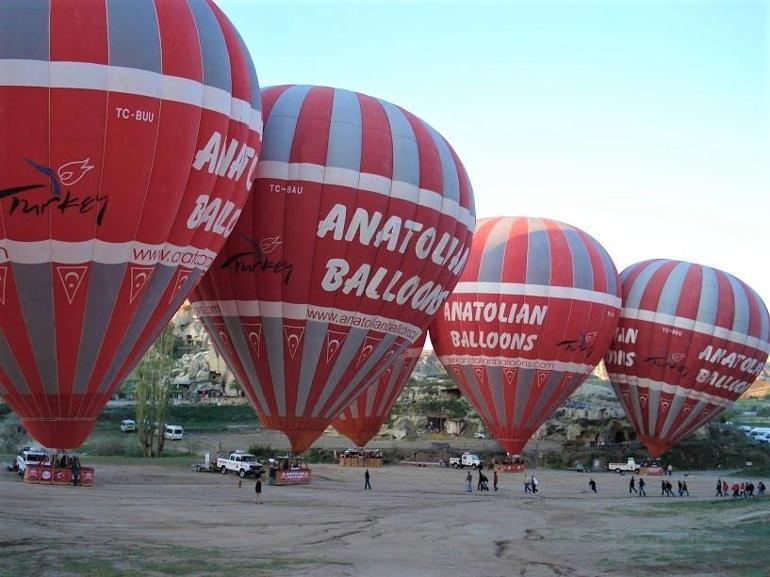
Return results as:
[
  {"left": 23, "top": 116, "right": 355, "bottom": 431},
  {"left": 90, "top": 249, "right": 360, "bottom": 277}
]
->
[{"left": 1, "top": 462, "right": 768, "bottom": 577}]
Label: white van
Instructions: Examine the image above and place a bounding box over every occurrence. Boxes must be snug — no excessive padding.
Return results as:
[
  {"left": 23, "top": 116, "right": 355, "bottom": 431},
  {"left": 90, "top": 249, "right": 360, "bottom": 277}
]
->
[
  {"left": 164, "top": 425, "right": 184, "bottom": 440},
  {"left": 749, "top": 427, "right": 770, "bottom": 438},
  {"left": 120, "top": 419, "right": 136, "bottom": 433}
]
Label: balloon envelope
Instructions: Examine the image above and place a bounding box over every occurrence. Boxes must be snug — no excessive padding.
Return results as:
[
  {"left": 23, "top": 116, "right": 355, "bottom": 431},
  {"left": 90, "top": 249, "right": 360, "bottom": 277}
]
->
[
  {"left": 430, "top": 216, "right": 621, "bottom": 454},
  {"left": 0, "top": 0, "right": 261, "bottom": 448},
  {"left": 191, "top": 85, "right": 475, "bottom": 453},
  {"left": 605, "top": 260, "right": 770, "bottom": 457},
  {"left": 332, "top": 333, "right": 427, "bottom": 447}
]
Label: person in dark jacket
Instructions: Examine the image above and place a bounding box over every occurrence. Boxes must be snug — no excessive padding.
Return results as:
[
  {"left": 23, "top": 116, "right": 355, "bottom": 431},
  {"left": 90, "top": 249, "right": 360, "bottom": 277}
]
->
[
  {"left": 255, "top": 474, "right": 263, "bottom": 504},
  {"left": 364, "top": 468, "right": 372, "bottom": 490},
  {"left": 589, "top": 478, "right": 597, "bottom": 493}
]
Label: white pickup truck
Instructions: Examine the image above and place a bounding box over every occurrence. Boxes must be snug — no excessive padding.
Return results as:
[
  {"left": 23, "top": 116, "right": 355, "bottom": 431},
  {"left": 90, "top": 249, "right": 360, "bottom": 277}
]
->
[
  {"left": 449, "top": 453, "right": 484, "bottom": 469},
  {"left": 216, "top": 451, "right": 265, "bottom": 478},
  {"left": 14, "top": 447, "right": 48, "bottom": 476},
  {"left": 609, "top": 457, "right": 641, "bottom": 474}
]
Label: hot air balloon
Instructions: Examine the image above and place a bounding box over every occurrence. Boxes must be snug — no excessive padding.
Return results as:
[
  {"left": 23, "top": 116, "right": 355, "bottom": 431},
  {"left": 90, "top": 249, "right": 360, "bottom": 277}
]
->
[
  {"left": 191, "top": 85, "right": 475, "bottom": 453},
  {"left": 0, "top": 0, "right": 262, "bottom": 449},
  {"left": 430, "top": 216, "right": 621, "bottom": 455},
  {"left": 332, "top": 333, "right": 427, "bottom": 447},
  {"left": 605, "top": 260, "right": 770, "bottom": 457}
]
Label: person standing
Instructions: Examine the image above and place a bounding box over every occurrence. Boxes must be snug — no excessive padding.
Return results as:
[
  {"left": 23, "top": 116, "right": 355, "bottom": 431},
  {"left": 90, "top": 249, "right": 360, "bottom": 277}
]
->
[
  {"left": 364, "top": 468, "right": 372, "bottom": 490},
  {"left": 493, "top": 470, "right": 499, "bottom": 492},
  {"left": 638, "top": 477, "right": 646, "bottom": 496},
  {"left": 667, "top": 464, "right": 673, "bottom": 477},
  {"left": 677, "top": 480, "right": 683, "bottom": 496},
  {"left": 661, "top": 479, "right": 667, "bottom": 496},
  {"left": 466, "top": 471, "right": 473, "bottom": 493},
  {"left": 629, "top": 476, "right": 638, "bottom": 495},
  {"left": 722, "top": 480, "right": 729, "bottom": 497},
  {"left": 682, "top": 480, "right": 689, "bottom": 496},
  {"left": 254, "top": 473, "right": 263, "bottom": 504},
  {"left": 589, "top": 478, "right": 597, "bottom": 493},
  {"left": 715, "top": 478, "right": 723, "bottom": 497},
  {"left": 70, "top": 456, "right": 81, "bottom": 487}
]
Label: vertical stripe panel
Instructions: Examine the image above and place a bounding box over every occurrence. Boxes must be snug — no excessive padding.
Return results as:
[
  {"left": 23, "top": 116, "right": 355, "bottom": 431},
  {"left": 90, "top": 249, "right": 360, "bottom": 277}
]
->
[
  {"left": 525, "top": 218, "right": 551, "bottom": 286},
  {"left": 0, "top": 0, "right": 49, "bottom": 60},
  {"left": 13, "top": 265, "right": 58, "bottom": 394},
  {"left": 596, "top": 243, "right": 618, "bottom": 295},
  {"left": 725, "top": 275, "right": 750, "bottom": 334},
  {"left": 562, "top": 228, "right": 593, "bottom": 290},
  {"left": 73, "top": 264, "right": 125, "bottom": 395},
  {"left": 106, "top": 0, "right": 161, "bottom": 73},
  {"left": 422, "top": 120, "right": 460, "bottom": 205},
  {"left": 326, "top": 89, "right": 363, "bottom": 171},
  {"left": 695, "top": 267, "right": 719, "bottom": 325},
  {"left": 379, "top": 101, "right": 420, "bottom": 186},
  {"left": 259, "top": 85, "right": 312, "bottom": 163},
  {"left": 295, "top": 321, "right": 326, "bottom": 415},
  {"left": 478, "top": 218, "right": 512, "bottom": 283},
  {"left": 262, "top": 317, "right": 286, "bottom": 416},
  {"left": 0, "top": 332, "right": 30, "bottom": 395},
  {"left": 187, "top": 0, "right": 231, "bottom": 91},
  {"left": 656, "top": 262, "right": 690, "bottom": 316},
  {"left": 235, "top": 32, "right": 260, "bottom": 109}
]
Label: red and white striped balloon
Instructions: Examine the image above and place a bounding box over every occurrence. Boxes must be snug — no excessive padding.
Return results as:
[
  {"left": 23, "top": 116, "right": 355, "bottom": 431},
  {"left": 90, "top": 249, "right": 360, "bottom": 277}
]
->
[
  {"left": 605, "top": 260, "right": 770, "bottom": 457},
  {"left": 191, "top": 85, "right": 475, "bottom": 453},
  {"left": 431, "top": 216, "right": 621, "bottom": 455},
  {"left": 0, "top": 0, "right": 261, "bottom": 449}
]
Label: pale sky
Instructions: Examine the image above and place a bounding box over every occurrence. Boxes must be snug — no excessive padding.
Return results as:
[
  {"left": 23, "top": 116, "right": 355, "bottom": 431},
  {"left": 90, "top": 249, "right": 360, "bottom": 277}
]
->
[{"left": 220, "top": 0, "right": 769, "bottom": 303}]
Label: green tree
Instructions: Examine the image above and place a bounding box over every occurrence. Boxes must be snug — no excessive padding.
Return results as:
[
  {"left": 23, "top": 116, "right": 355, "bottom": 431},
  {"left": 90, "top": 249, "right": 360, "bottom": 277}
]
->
[{"left": 133, "top": 325, "right": 176, "bottom": 458}]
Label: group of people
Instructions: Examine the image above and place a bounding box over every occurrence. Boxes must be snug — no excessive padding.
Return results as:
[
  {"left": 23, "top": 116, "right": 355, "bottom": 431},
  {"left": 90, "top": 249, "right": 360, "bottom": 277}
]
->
[
  {"left": 523, "top": 474, "right": 538, "bottom": 493},
  {"left": 48, "top": 452, "right": 82, "bottom": 486},
  {"left": 628, "top": 475, "right": 647, "bottom": 496},
  {"left": 660, "top": 479, "right": 686, "bottom": 496},
  {"left": 464, "top": 469, "right": 499, "bottom": 492},
  {"left": 715, "top": 479, "right": 766, "bottom": 498}
]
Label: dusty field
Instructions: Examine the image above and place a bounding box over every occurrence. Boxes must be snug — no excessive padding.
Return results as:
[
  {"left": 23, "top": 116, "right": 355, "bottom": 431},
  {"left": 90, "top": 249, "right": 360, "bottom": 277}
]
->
[{"left": 1, "top": 462, "right": 768, "bottom": 577}]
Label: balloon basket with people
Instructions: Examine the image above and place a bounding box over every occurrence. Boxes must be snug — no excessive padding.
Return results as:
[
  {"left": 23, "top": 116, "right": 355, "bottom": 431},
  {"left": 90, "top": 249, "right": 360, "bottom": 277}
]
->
[
  {"left": 494, "top": 454, "right": 526, "bottom": 473},
  {"left": 23, "top": 452, "right": 93, "bottom": 487},
  {"left": 338, "top": 448, "right": 384, "bottom": 468},
  {"left": 267, "top": 456, "right": 312, "bottom": 486}
]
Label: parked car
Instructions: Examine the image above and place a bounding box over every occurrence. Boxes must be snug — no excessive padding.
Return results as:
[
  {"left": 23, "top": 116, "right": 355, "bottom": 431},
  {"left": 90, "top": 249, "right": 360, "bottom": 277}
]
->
[
  {"left": 164, "top": 425, "right": 184, "bottom": 440},
  {"left": 120, "top": 419, "right": 136, "bottom": 433}
]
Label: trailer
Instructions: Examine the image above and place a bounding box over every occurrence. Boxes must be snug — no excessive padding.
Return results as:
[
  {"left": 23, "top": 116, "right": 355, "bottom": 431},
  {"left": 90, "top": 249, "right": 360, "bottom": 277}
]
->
[{"left": 338, "top": 448, "right": 383, "bottom": 468}]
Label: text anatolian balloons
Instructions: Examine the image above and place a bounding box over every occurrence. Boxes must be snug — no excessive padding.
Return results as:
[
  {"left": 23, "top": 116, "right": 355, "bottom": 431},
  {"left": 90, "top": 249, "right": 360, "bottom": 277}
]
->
[
  {"left": 430, "top": 217, "right": 621, "bottom": 455},
  {"left": 191, "top": 85, "right": 475, "bottom": 453},
  {"left": 0, "top": 0, "right": 262, "bottom": 449},
  {"left": 332, "top": 333, "right": 427, "bottom": 447},
  {"left": 605, "top": 260, "right": 770, "bottom": 457}
]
